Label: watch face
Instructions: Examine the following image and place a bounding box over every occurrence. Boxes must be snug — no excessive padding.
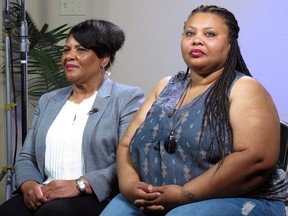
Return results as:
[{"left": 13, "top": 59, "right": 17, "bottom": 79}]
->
[
  {"left": 76, "top": 179, "right": 86, "bottom": 193},
  {"left": 78, "top": 181, "right": 85, "bottom": 189}
]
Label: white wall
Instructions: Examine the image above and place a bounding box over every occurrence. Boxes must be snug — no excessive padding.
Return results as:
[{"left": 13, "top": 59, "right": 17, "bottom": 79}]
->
[
  {"left": 24, "top": 0, "right": 288, "bottom": 120},
  {"left": 1, "top": 0, "right": 287, "bottom": 203}
]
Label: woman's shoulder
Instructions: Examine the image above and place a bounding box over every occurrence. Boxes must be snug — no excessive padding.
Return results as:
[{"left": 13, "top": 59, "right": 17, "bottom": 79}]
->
[
  {"left": 101, "top": 76, "right": 142, "bottom": 93},
  {"left": 232, "top": 74, "right": 267, "bottom": 96},
  {"left": 230, "top": 73, "right": 276, "bottom": 117},
  {"left": 113, "top": 81, "right": 142, "bottom": 92},
  {"left": 107, "top": 80, "right": 145, "bottom": 106},
  {"left": 153, "top": 71, "right": 189, "bottom": 97},
  {"left": 111, "top": 82, "right": 145, "bottom": 102}
]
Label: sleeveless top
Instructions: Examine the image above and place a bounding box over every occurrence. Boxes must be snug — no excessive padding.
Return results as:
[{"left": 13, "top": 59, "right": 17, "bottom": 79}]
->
[{"left": 130, "top": 71, "right": 288, "bottom": 201}]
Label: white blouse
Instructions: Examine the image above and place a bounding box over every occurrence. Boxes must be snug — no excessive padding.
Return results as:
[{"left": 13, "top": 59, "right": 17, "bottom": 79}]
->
[{"left": 44, "top": 92, "right": 97, "bottom": 183}]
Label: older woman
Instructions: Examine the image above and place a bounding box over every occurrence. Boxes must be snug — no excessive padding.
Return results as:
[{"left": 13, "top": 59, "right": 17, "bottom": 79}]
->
[
  {"left": 0, "top": 19, "right": 144, "bottom": 216},
  {"left": 100, "top": 5, "right": 288, "bottom": 216}
]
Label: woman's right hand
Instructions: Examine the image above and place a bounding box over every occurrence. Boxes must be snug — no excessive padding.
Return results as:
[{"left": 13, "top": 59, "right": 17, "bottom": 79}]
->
[
  {"left": 20, "top": 180, "right": 48, "bottom": 210},
  {"left": 116, "top": 77, "right": 171, "bottom": 209},
  {"left": 125, "top": 181, "right": 161, "bottom": 205}
]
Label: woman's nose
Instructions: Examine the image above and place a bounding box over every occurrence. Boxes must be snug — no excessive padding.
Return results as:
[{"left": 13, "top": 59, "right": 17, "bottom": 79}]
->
[
  {"left": 192, "top": 35, "right": 203, "bottom": 45},
  {"left": 65, "top": 50, "right": 76, "bottom": 60}
]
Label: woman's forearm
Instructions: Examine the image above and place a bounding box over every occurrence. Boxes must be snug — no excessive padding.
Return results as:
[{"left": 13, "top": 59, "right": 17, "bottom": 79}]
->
[
  {"left": 117, "top": 144, "right": 140, "bottom": 195},
  {"left": 181, "top": 150, "right": 274, "bottom": 202}
]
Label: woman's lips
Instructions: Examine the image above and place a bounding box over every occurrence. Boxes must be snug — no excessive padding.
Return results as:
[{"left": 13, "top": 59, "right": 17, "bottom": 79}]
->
[
  {"left": 65, "top": 64, "right": 78, "bottom": 70},
  {"left": 190, "top": 49, "right": 205, "bottom": 58}
]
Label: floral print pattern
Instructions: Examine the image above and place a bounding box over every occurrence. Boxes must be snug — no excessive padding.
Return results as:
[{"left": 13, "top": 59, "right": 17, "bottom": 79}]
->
[{"left": 130, "top": 71, "right": 288, "bottom": 201}]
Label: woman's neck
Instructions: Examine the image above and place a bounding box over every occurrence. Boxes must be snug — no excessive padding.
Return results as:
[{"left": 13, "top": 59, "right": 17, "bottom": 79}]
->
[
  {"left": 190, "top": 68, "right": 223, "bottom": 87},
  {"left": 69, "top": 84, "right": 100, "bottom": 104},
  {"left": 176, "top": 69, "right": 222, "bottom": 108}
]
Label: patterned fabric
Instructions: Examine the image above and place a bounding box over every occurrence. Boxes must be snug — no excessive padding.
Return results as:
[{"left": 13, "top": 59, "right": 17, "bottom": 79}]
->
[{"left": 130, "top": 71, "right": 288, "bottom": 201}]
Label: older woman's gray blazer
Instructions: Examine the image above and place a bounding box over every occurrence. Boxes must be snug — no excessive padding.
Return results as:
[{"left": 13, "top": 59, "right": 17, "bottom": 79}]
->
[{"left": 14, "top": 76, "right": 145, "bottom": 202}]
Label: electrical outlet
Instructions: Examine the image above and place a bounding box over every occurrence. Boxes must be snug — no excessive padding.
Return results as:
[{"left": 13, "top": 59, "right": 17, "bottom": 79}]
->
[{"left": 60, "top": 0, "right": 86, "bottom": 16}]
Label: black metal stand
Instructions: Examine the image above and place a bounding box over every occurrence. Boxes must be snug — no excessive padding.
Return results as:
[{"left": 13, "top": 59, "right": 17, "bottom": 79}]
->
[
  {"left": 20, "top": 0, "right": 29, "bottom": 142},
  {"left": 1, "top": 0, "right": 28, "bottom": 200},
  {"left": 1, "top": 0, "right": 14, "bottom": 201}
]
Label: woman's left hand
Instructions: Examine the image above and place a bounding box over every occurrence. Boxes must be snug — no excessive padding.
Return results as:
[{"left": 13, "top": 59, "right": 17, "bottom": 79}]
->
[
  {"left": 134, "top": 184, "right": 186, "bottom": 213},
  {"left": 41, "top": 180, "right": 79, "bottom": 201}
]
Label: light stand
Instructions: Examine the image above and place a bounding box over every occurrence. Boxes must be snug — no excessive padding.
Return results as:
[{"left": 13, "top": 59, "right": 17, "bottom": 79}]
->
[
  {"left": 20, "top": 0, "right": 28, "bottom": 142},
  {"left": 1, "top": 0, "right": 14, "bottom": 201},
  {"left": 1, "top": 0, "right": 29, "bottom": 200}
]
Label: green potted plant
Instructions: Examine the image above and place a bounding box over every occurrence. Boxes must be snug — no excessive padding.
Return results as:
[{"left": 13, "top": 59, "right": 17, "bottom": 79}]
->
[{"left": 3, "top": 2, "right": 71, "bottom": 105}]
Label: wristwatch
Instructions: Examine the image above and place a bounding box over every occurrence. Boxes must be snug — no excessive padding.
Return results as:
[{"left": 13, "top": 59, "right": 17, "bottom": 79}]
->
[{"left": 75, "top": 177, "right": 86, "bottom": 195}]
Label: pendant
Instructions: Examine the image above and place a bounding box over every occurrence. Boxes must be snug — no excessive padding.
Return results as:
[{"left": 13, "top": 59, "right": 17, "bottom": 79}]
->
[{"left": 164, "top": 131, "right": 177, "bottom": 154}]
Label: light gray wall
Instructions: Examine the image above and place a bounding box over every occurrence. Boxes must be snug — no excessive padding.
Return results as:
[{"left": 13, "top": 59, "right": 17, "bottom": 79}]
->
[
  {"left": 23, "top": 0, "right": 287, "bottom": 119},
  {"left": 1, "top": 0, "right": 287, "bottom": 203}
]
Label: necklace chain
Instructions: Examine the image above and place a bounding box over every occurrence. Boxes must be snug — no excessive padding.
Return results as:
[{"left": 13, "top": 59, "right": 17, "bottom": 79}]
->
[{"left": 165, "top": 81, "right": 191, "bottom": 154}]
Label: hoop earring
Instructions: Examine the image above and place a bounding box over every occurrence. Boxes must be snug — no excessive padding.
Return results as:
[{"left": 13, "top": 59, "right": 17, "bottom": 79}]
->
[
  {"left": 101, "top": 66, "right": 111, "bottom": 76},
  {"left": 105, "top": 61, "right": 112, "bottom": 76}
]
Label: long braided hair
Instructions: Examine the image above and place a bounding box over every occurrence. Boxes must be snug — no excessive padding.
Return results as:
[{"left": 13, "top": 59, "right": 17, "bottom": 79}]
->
[{"left": 186, "top": 5, "right": 252, "bottom": 162}]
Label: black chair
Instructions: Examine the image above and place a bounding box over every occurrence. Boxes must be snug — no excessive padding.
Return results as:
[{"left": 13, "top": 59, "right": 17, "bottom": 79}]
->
[{"left": 279, "top": 120, "right": 288, "bottom": 171}]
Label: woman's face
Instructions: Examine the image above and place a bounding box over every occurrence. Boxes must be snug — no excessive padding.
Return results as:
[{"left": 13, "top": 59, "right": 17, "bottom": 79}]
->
[
  {"left": 61, "top": 35, "right": 106, "bottom": 84},
  {"left": 181, "top": 12, "right": 231, "bottom": 75}
]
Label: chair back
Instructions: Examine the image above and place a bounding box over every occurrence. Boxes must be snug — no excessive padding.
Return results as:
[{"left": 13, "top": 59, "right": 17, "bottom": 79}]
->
[{"left": 280, "top": 120, "right": 288, "bottom": 171}]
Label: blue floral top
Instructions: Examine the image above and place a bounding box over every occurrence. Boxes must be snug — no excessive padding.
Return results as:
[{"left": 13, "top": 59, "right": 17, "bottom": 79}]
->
[{"left": 130, "top": 71, "right": 288, "bottom": 201}]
